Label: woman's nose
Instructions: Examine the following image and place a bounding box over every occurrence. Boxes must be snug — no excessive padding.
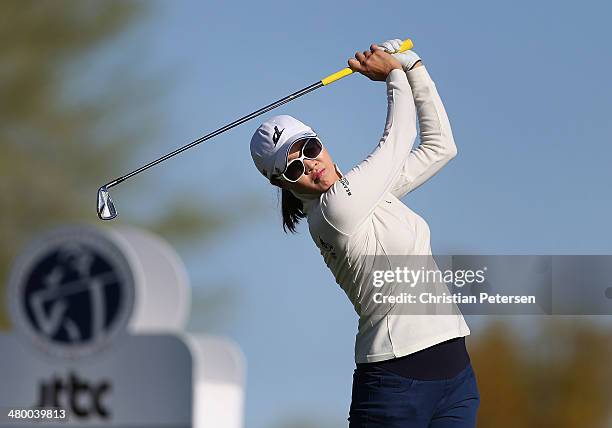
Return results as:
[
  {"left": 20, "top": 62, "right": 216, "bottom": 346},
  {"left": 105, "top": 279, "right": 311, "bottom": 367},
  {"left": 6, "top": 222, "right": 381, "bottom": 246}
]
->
[{"left": 303, "top": 159, "right": 317, "bottom": 173}]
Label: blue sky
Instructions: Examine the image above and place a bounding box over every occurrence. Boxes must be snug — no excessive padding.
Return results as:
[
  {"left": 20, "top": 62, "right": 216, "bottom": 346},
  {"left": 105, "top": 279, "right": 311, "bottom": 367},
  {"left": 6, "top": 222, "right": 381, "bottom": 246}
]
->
[{"left": 106, "top": 0, "right": 612, "bottom": 426}]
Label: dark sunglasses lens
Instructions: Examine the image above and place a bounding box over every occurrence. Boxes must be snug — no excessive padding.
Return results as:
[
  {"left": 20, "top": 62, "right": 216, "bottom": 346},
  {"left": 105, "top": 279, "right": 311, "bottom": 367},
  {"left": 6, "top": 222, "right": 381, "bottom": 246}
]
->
[
  {"left": 284, "top": 160, "right": 304, "bottom": 181},
  {"left": 302, "top": 139, "right": 322, "bottom": 158}
]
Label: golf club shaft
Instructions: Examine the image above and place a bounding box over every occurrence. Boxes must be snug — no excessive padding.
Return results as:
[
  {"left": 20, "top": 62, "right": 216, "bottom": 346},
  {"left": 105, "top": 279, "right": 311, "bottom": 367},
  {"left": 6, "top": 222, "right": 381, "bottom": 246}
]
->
[
  {"left": 104, "top": 81, "right": 324, "bottom": 189},
  {"left": 103, "top": 38, "right": 414, "bottom": 190}
]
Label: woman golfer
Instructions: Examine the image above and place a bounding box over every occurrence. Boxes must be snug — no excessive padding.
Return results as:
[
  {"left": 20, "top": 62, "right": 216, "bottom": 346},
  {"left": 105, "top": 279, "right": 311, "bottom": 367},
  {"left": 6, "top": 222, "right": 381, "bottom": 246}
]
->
[{"left": 250, "top": 39, "right": 480, "bottom": 427}]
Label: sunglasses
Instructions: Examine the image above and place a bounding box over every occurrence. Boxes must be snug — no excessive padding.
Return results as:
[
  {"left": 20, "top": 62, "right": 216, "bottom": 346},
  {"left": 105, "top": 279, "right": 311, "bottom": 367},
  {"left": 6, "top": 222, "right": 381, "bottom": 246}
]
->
[{"left": 280, "top": 137, "right": 324, "bottom": 182}]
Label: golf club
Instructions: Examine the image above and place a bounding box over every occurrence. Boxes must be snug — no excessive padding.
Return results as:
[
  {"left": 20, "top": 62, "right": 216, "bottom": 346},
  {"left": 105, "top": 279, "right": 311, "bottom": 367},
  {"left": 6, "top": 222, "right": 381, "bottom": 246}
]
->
[{"left": 97, "top": 38, "right": 414, "bottom": 220}]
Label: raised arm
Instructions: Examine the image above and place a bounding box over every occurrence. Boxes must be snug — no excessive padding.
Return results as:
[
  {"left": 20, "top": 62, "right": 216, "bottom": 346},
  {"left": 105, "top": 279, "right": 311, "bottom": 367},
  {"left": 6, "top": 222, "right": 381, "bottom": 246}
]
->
[
  {"left": 390, "top": 64, "right": 457, "bottom": 198},
  {"left": 319, "top": 46, "right": 418, "bottom": 235}
]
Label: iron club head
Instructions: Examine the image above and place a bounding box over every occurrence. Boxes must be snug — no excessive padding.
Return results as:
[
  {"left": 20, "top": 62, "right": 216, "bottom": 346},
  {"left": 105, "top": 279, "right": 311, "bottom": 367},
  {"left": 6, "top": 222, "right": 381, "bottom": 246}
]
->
[{"left": 97, "top": 186, "right": 117, "bottom": 220}]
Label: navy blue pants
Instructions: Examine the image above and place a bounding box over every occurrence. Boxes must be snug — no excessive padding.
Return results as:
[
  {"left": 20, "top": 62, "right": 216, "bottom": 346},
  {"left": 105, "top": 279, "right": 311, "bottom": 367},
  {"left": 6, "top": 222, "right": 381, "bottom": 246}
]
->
[{"left": 348, "top": 363, "right": 480, "bottom": 427}]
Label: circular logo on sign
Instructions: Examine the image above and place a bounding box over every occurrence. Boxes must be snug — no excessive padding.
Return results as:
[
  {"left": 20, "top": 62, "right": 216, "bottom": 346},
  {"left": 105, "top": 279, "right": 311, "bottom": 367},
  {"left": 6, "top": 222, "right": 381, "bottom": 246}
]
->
[{"left": 8, "top": 226, "right": 135, "bottom": 359}]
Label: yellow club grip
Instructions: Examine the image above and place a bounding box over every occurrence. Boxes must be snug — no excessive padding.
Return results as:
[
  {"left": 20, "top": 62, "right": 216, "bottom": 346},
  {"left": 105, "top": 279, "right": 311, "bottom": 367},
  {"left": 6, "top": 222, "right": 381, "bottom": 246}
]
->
[
  {"left": 321, "top": 38, "right": 414, "bottom": 86},
  {"left": 397, "top": 38, "right": 414, "bottom": 53},
  {"left": 321, "top": 68, "right": 354, "bottom": 86}
]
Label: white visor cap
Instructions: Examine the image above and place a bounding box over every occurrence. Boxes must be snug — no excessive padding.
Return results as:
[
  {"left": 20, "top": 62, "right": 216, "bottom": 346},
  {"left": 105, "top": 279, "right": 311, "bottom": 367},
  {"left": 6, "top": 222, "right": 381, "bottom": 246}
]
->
[{"left": 250, "top": 115, "right": 317, "bottom": 180}]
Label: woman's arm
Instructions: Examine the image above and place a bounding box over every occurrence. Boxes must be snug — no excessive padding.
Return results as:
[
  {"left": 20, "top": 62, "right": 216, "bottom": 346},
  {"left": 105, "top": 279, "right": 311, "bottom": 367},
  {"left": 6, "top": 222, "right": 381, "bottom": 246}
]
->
[
  {"left": 389, "top": 64, "right": 458, "bottom": 198},
  {"left": 319, "top": 47, "right": 418, "bottom": 235}
]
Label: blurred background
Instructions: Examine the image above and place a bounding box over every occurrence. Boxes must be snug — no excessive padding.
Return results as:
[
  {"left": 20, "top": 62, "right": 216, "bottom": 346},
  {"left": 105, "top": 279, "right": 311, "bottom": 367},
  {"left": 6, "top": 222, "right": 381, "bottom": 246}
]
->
[{"left": 1, "top": 0, "right": 611, "bottom": 427}]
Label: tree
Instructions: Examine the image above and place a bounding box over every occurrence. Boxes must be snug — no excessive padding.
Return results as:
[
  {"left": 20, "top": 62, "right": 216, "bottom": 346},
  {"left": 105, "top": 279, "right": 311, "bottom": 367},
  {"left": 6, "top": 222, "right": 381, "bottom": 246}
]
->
[
  {"left": 470, "top": 318, "right": 612, "bottom": 428},
  {"left": 0, "top": 1, "right": 226, "bottom": 329}
]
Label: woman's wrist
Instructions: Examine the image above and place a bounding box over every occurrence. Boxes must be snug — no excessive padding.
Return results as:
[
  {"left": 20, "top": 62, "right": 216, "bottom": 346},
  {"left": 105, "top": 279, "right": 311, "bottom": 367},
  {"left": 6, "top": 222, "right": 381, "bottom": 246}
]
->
[{"left": 389, "top": 64, "right": 403, "bottom": 74}]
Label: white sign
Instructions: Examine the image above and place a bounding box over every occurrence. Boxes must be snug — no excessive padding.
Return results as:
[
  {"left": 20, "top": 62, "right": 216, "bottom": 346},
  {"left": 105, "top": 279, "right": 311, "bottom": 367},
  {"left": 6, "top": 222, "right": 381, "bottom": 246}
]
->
[{"left": 1, "top": 225, "right": 245, "bottom": 428}]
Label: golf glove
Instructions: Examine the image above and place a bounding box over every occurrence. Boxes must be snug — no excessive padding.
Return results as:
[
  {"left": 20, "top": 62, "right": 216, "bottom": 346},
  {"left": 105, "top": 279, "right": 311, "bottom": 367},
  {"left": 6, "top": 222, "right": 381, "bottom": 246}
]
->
[{"left": 379, "top": 38, "right": 421, "bottom": 72}]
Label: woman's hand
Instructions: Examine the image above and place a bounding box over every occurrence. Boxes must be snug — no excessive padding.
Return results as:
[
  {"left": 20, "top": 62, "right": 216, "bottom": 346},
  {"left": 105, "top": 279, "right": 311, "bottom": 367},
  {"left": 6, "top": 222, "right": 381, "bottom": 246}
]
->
[
  {"left": 379, "top": 39, "right": 422, "bottom": 72},
  {"left": 348, "top": 44, "right": 403, "bottom": 81}
]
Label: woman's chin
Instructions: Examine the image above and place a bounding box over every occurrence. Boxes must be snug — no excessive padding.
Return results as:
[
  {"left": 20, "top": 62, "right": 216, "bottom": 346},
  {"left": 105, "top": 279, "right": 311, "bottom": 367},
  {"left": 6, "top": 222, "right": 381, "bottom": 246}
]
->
[{"left": 306, "top": 183, "right": 328, "bottom": 195}]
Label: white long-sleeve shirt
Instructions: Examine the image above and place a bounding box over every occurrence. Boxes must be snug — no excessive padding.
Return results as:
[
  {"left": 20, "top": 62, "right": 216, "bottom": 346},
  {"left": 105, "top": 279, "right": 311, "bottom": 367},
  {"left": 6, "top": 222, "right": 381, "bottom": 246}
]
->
[{"left": 297, "top": 67, "right": 470, "bottom": 363}]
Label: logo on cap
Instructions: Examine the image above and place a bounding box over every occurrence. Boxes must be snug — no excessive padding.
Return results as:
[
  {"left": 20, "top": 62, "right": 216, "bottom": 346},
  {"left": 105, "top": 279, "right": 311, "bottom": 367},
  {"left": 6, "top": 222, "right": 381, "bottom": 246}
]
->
[{"left": 272, "top": 126, "right": 284, "bottom": 146}]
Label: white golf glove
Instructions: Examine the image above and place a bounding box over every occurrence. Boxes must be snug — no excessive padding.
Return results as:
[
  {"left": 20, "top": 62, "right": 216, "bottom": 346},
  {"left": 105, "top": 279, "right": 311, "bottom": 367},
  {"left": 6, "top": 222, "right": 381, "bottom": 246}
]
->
[{"left": 378, "top": 38, "right": 421, "bottom": 72}]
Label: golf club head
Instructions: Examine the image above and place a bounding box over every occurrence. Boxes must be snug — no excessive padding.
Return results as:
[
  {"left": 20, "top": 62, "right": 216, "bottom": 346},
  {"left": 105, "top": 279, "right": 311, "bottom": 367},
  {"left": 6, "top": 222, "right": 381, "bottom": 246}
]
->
[{"left": 97, "top": 186, "right": 117, "bottom": 220}]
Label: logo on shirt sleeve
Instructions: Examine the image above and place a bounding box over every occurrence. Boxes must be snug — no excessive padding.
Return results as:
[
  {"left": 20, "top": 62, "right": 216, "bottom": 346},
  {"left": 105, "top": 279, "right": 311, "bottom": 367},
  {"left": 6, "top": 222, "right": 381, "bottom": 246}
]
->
[{"left": 339, "top": 177, "right": 352, "bottom": 196}]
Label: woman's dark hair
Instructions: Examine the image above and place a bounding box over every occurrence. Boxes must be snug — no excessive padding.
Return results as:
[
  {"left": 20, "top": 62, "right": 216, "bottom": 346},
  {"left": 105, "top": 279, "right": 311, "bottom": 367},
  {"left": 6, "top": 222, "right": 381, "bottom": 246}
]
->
[{"left": 270, "top": 177, "right": 306, "bottom": 233}]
